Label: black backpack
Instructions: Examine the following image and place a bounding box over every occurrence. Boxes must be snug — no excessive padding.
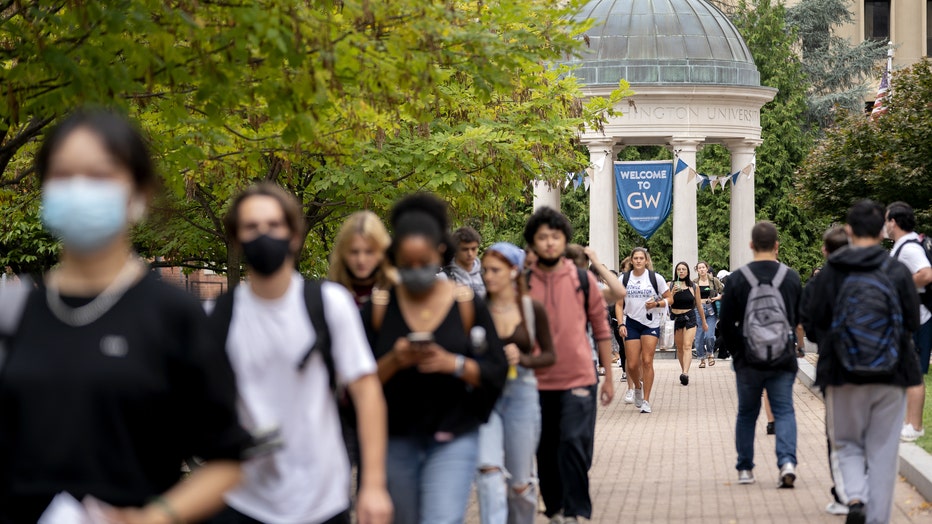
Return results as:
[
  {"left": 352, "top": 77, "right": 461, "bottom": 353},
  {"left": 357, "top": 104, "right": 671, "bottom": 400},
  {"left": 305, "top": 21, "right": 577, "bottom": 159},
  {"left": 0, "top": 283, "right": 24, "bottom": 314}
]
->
[
  {"left": 893, "top": 235, "right": 932, "bottom": 311},
  {"left": 211, "top": 279, "right": 353, "bottom": 457},
  {"left": 622, "top": 269, "right": 660, "bottom": 295},
  {"left": 830, "top": 259, "right": 904, "bottom": 377}
]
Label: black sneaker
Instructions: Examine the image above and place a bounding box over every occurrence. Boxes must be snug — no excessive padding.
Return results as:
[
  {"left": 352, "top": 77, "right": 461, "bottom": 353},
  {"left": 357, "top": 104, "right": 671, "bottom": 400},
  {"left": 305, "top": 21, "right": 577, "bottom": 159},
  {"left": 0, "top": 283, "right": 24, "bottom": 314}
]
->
[
  {"left": 766, "top": 422, "right": 775, "bottom": 435},
  {"left": 679, "top": 373, "right": 689, "bottom": 386},
  {"left": 845, "top": 502, "right": 866, "bottom": 524}
]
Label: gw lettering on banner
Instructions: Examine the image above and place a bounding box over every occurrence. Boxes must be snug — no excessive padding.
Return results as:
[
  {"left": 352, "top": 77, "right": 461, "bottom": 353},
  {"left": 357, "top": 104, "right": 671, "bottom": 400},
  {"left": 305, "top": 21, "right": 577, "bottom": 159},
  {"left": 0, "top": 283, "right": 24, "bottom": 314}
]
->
[{"left": 614, "top": 161, "right": 674, "bottom": 239}]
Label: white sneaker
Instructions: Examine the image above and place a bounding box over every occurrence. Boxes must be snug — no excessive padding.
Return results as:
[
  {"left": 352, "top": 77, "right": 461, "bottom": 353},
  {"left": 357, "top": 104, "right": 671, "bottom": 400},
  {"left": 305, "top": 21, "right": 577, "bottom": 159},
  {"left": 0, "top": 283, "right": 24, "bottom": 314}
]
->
[
  {"left": 737, "top": 470, "right": 755, "bottom": 484},
  {"left": 825, "top": 501, "right": 849, "bottom": 515},
  {"left": 624, "top": 389, "right": 635, "bottom": 404},
  {"left": 640, "top": 400, "right": 652, "bottom": 413},
  {"left": 901, "top": 423, "right": 925, "bottom": 442},
  {"left": 634, "top": 389, "right": 644, "bottom": 408},
  {"left": 778, "top": 462, "right": 796, "bottom": 488}
]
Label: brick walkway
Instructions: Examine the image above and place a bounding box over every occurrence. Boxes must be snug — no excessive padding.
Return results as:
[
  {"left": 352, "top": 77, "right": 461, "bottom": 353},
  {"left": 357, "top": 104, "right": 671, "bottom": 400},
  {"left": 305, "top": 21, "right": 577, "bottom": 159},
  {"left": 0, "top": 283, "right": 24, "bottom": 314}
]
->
[{"left": 466, "top": 356, "right": 932, "bottom": 523}]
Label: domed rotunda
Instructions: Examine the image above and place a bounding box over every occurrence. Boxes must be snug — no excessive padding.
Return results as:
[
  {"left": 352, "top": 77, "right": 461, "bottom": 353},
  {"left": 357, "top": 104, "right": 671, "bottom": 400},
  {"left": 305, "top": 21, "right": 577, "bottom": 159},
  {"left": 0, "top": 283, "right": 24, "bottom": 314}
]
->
[{"left": 533, "top": 0, "right": 776, "bottom": 271}]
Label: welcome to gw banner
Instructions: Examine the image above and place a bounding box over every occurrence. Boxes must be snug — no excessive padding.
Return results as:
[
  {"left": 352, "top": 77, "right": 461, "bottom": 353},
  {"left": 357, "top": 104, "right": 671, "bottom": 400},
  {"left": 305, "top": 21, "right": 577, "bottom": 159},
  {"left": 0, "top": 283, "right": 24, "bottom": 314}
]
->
[{"left": 614, "top": 161, "right": 674, "bottom": 239}]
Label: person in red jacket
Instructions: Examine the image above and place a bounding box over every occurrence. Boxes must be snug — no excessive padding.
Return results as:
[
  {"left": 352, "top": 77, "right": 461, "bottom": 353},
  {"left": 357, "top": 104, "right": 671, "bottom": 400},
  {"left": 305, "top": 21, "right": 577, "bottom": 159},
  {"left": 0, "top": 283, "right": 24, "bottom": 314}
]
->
[{"left": 523, "top": 207, "right": 615, "bottom": 524}]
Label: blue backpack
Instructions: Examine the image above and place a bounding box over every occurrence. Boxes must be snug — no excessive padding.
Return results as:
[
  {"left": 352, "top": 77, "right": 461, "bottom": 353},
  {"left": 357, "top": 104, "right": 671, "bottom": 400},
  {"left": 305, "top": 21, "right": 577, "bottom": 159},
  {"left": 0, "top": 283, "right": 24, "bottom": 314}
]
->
[{"left": 830, "top": 259, "right": 904, "bottom": 376}]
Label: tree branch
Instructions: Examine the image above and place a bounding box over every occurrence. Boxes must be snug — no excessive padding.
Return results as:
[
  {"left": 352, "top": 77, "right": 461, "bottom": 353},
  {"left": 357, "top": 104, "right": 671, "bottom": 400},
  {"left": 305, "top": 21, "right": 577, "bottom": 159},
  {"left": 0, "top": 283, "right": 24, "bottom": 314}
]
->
[{"left": 0, "top": 116, "right": 55, "bottom": 180}]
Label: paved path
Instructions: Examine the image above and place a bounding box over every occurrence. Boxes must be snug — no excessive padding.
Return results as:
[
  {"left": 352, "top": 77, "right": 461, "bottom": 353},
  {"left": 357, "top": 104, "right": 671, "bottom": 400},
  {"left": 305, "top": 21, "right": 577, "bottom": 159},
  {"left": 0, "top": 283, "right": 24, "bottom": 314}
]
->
[{"left": 466, "top": 356, "right": 932, "bottom": 523}]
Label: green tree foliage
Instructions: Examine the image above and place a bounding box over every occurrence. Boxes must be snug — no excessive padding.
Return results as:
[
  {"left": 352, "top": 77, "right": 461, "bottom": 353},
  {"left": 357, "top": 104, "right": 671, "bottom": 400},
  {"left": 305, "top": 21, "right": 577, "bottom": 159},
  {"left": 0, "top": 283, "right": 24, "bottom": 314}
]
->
[
  {"left": 732, "top": 0, "right": 823, "bottom": 276},
  {"left": 786, "top": 0, "right": 887, "bottom": 129},
  {"left": 1, "top": 1, "right": 627, "bottom": 281},
  {"left": 798, "top": 59, "right": 932, "bottom": 231}
]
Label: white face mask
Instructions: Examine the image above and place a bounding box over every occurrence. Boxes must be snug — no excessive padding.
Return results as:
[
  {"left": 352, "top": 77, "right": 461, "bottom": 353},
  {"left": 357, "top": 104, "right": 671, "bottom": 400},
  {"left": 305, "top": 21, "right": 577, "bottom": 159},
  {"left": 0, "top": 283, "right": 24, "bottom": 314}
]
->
[{"left": 41, "top": 177, "right": 140, "bottom": 252}]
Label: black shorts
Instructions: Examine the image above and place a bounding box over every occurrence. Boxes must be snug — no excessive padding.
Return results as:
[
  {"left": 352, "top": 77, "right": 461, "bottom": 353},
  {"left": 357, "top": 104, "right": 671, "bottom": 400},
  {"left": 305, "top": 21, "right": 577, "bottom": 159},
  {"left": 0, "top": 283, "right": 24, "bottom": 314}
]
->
[{"left": 670, "top": 310, "right": 697, "bottom": 331}]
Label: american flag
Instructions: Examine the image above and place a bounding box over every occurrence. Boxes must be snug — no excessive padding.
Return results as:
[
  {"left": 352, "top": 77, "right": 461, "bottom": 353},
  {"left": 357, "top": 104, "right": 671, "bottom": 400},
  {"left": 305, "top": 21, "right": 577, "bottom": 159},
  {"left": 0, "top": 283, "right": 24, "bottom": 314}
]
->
[{"left": 871, "top": 43, "right": 893, "bottom": 121}]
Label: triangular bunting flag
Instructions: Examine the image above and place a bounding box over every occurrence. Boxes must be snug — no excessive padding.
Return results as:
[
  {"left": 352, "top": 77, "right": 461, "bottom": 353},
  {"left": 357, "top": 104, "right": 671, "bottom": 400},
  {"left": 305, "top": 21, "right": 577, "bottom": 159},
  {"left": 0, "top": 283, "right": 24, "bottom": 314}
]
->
[
  {"left": 594, "top": 152, "right": 607, "bottom": 172},
  {"left": 687, "top": 167, "right": 697, "bottom": 183},
  {"left": 583, "top": 176, "right": 591, "bottom": 191},
  {"left": 730, "top": 171, "right": 740, "bottom": 186},
  {"left": 698, "top": 175, "right": 710, "bottom": 190},
  {"left": 675, "top": 158, "right": 689, "bottom": 175}
]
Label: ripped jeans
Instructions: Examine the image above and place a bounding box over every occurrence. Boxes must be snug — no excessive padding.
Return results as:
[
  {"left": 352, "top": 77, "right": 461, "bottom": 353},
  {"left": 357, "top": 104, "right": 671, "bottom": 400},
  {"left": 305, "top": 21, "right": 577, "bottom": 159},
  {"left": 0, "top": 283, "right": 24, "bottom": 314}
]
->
[{"left": 476, "top": 367, "right": 541, "bottom": 524}]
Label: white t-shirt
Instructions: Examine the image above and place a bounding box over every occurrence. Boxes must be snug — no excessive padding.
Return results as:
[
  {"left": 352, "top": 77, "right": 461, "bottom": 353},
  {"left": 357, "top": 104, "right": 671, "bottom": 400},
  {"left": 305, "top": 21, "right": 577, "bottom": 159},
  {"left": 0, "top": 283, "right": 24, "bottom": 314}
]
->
[
  {"left": 224, "top": 273, "right": 376, "bottom": 523},
  {"left": 621, "top": 270, "right": 669, "bottom": 328},
  {"left": 891, "top": 232, "right": 931, "bottom": 324}
]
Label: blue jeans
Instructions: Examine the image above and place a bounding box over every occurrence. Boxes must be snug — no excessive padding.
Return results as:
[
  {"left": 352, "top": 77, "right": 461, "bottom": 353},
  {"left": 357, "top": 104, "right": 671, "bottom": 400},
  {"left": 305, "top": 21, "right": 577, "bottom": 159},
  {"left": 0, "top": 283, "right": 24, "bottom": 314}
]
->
[
  {"left": 476, "top": 368, "right": 541, "bottom": 524},
  {"left": 387, "top": 431, "right": 479, "bottom": 524},
  {"left": 735, "top": 367, "right": 797, "bottom": 471},
  {"left": 695, "top": 305, "right": 718, "bottom": 359},
  {"left": 537, "top": 384, "right": 597, "bottom": 519}
]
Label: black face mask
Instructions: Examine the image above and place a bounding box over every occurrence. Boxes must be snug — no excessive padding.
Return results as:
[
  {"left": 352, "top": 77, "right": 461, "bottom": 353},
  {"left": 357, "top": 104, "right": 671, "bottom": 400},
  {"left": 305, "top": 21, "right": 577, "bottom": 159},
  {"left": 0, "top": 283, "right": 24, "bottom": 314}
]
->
[
  {"left": 242, "top": 234, "right": 292, "bottom": 276},
  {"left": 399, "top": 265, "right": 440, "bottom": 294},
  {"left": 537, "top": 255, "right": 562, "bottom": 268}
]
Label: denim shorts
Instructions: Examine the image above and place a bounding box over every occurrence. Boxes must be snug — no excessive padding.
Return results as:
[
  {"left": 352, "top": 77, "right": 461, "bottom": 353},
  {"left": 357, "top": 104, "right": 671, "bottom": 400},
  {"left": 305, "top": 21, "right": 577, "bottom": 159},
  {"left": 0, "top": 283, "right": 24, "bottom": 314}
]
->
[
  {"left": 625, "top": 317, "right": 659, "bottom": 340},
  {"left": 670, "top": 310, "right": 697, "bottom": 331}
]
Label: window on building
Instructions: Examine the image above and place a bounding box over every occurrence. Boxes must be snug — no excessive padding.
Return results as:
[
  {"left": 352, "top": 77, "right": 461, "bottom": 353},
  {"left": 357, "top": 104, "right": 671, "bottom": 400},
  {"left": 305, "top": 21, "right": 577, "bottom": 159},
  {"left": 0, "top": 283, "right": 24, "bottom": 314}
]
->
[
  {"left": 928, "top": 1, "right": 932, "bottom": 55},
  {"left": 865, "top": 1, "right": 891, "bottom": 41}
]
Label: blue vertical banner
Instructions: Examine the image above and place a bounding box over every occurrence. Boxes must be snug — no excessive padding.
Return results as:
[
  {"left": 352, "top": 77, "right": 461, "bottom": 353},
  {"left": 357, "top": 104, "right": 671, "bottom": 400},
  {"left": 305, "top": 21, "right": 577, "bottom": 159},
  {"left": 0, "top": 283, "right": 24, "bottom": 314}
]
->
[{"left": 614, "top": 161, "right": 674, "bottom": 239}]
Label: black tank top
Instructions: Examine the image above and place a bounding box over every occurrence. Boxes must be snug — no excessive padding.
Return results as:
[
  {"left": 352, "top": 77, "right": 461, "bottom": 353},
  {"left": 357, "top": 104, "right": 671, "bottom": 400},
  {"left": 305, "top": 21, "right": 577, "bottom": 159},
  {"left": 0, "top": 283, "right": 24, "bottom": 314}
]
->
[{"left": 671, "top": 286, "right": 695, "bottom": 309}]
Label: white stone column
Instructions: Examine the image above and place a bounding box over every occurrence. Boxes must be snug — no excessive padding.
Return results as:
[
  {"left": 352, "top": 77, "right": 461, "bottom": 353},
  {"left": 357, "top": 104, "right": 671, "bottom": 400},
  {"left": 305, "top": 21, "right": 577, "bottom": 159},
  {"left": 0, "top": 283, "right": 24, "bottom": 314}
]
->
[
  {"left": 532, "top": 180, "right": 561, "bottom": 212},
  {"left": 670, "top": 138, "right": 702, "bottom": 272},
  {"left": 727, "top": 140, "right": 761, "bottom": 270},
  {"left": 586, "top": 139, "right": 618, "bottom": 271}
]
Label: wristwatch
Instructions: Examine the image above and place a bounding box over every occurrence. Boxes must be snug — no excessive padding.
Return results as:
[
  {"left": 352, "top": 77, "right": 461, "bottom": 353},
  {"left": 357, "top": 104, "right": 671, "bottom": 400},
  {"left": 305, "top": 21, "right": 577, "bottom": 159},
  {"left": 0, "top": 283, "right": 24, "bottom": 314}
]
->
[{"left": 453, "top": 355, "right": 466, "bottom": 378}]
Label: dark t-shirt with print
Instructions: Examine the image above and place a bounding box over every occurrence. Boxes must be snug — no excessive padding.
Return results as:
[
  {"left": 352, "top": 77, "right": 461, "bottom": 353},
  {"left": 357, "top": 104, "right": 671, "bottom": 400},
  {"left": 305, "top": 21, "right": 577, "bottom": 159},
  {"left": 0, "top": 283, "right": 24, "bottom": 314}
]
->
[{"left": 0, "top": 273, "right": 250, "bottom": 523}]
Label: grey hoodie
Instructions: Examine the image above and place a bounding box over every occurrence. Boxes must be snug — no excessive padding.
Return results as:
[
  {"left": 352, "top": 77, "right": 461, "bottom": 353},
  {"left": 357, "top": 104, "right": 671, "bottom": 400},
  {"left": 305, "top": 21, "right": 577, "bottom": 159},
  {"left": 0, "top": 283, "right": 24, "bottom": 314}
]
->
[{"left": 444, "top": 259, "right": 486, "bottom": 299}]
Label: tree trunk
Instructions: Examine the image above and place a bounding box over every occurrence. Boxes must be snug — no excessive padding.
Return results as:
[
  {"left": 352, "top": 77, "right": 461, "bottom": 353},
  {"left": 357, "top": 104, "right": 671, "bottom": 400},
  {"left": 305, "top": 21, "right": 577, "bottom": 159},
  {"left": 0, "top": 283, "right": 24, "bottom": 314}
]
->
[{"left": 226, "top": 243, "right": 242, "bottom": 290}]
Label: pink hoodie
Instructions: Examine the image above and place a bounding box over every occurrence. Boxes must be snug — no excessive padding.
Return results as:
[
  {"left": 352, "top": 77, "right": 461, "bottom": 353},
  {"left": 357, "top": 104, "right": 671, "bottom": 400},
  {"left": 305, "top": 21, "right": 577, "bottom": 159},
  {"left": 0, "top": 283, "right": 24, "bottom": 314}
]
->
[{"left": 528, "top": 258, "right": 611, "bottom": 391}]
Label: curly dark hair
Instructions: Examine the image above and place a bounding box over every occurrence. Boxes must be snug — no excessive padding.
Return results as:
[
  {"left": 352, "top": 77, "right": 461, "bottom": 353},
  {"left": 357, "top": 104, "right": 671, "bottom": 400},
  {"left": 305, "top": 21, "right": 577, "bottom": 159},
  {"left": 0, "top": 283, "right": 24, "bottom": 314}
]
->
[
  {"left": 523, "top": 206, "right": 573, "bottom": 246},
  {"left": 389, "top": 192, "right": 454, "bottom": 265}
]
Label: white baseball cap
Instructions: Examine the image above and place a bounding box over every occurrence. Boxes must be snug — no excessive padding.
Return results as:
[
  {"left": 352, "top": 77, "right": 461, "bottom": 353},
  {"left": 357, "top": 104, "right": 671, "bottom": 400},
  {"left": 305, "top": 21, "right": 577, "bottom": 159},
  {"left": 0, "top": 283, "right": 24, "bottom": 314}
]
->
[{"left": 716, "top": 270, "right": 731, "bottom": 280}]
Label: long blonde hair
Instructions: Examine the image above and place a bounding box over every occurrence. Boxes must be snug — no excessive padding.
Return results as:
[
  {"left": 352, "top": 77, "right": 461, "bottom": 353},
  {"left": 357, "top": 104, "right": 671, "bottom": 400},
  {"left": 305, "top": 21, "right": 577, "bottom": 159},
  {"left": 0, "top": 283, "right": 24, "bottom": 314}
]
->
[{"left": 328, "top": 211, "right": 395, "bottom": 290}]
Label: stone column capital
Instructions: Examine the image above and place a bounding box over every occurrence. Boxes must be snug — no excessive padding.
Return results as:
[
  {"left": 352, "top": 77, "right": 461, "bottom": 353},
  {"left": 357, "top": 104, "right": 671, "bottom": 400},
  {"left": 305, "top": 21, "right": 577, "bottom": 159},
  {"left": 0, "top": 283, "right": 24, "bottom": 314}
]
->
[
  {"left": 581, "top": 137, "right": 617, "bottom": 152},
  {"left": 723, "top": 138, "right": 763, "bottom": 154},
  {"left": 669, "top": 137, "right": 704, "bottom": 153}
]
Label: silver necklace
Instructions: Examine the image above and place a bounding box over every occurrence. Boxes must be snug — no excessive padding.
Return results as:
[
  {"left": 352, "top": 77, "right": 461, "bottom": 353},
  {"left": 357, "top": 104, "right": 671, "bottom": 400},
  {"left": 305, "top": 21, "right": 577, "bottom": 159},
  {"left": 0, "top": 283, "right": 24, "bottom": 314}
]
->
[{"left": 45, "top": 255, "right": 144, "bottom": 327}]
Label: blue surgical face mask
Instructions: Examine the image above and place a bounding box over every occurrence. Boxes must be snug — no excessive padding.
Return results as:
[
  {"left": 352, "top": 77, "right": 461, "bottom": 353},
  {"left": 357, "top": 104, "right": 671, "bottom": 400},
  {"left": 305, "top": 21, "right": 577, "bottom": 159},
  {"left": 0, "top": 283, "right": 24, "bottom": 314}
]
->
[{"left": 41, "top": 177, "right": 132, "bottom": 252}]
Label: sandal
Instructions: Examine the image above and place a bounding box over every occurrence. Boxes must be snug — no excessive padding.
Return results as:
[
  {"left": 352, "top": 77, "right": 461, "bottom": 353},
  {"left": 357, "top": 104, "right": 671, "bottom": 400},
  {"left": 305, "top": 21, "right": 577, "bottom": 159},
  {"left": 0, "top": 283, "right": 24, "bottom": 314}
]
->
[
  {"left": 709, "top": 356, "right": 716, "bottom": 367},
  {"left": 699, "top": 359, "right": 706, "bottom": 368}
]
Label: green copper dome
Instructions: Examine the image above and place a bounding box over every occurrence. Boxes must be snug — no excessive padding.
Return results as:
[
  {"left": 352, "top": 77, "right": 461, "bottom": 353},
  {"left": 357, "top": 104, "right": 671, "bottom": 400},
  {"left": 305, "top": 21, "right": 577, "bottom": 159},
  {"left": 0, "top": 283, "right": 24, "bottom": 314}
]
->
[{"left": 567, "top": 0, "right": 760, "bottom": 86}]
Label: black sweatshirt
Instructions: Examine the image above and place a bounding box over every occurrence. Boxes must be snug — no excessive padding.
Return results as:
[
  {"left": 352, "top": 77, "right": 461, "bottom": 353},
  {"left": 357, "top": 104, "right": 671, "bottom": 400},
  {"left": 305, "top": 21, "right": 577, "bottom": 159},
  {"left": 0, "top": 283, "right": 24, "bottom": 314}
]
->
[{"left": 802, "top": 244, "right": 922, "bottom": 388}]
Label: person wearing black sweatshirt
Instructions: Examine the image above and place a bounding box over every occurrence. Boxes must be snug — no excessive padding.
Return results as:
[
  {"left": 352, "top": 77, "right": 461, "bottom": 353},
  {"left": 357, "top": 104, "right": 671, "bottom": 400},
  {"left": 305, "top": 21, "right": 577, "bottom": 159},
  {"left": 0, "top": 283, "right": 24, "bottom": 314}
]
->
[{"left": 803, "top": 200, "right": 922, "bottom": 524}]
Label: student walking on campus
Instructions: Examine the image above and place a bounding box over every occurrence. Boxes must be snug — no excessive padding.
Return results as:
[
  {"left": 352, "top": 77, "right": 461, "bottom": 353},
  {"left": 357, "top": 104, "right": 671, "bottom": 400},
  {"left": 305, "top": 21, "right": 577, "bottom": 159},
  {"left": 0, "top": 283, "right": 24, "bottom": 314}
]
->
[
  {"left": 885, "top": 202, "right": 932, "bottom": 442},
  {"left": 476, "top": 242, "right": 556, "bottom": 524},
  {"left": 669, "top": 261, "right": 707, "bottom": 386},
  {"left": 0, "top": 109, "right": 250, "bottom": 523},
  {"left": 619, "top": 247, "right": 671, "bottom": 413},
  {"left": 523, "top": 207, "right": 615, "bottom": 524},
  {"left": 364, "top": 193, "right": 507, "bottom": 524},
  {"left": 804, "top": 201, "right": 922, "bottom": 524},
  {"left": 444, "top": 226, "right": 486, "bottom": 299},
  {"left": 208, "top": 184, "right": 392, "bottom": 524},
  {"left": 328, "top": 210, "right": 396, "bottom": 307},
  {"left": 719, "top": 221, "right": 802, "bottom": 488},
  {"left": 694, "top": 261, "right": 723, "bottom": 368}
]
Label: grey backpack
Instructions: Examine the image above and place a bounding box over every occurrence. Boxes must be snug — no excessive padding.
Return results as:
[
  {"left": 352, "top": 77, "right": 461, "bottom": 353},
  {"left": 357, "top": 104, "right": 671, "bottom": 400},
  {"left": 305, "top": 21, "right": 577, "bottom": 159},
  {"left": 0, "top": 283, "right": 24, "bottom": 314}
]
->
[{"left": 739, "top": 264, "right": 794, "bottom": 366}]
